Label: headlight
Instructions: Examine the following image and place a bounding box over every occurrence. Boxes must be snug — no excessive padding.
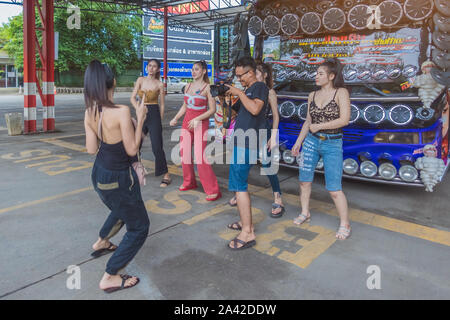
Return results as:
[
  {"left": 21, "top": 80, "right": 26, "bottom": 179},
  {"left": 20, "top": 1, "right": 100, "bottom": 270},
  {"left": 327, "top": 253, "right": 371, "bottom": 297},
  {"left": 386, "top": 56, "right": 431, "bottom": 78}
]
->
[
  {"left": 389, "top": 105, "right": 413, "bottom": 126},
  {"left": 378, "top": 163, "right": 397, "bottom": 180},
  {"left": 282, "top": 150, "right": 295, "bottom": 164},
  {"left": 279, "top": 101, "right": 296, "bottom": 118},
  {"left": 363, "top": 104, "right": 385, "bottom": 124},
  {"left": 316, "top": 157, "right": 324, "bottom": 170},
  {"left": 343, "top": 158, "right": 359, "bottom": 175},
  {"left": 360, "top": 161, "right": 377, "bottom": 177},
  {"left": 402, "top": 65, "right": 418, "bottom": 78},
  {"left": 387, "top": 67, "right": 402, "bottom": 79},
  {"left": 358, "top": 70, "right": 371, "bottom": 80},
  {"left": 399, "top": 165, "right": 418, "bottom": 182},
  {"left": 344, "top": 68, "right": 357, "bottom": 81},
  {"left": 374, "top": 132, "right": 420, "bottom": 144},
  {"left": 372, "top": 68, "right": 387, "bottom": 80}
]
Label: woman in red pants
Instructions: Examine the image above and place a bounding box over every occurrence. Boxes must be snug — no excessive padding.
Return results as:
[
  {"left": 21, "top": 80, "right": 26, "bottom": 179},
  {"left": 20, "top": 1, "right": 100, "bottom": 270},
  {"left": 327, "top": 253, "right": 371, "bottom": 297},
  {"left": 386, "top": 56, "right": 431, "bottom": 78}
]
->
[{"left": 169, "top": 61, "right": 221, "bottom": 201}]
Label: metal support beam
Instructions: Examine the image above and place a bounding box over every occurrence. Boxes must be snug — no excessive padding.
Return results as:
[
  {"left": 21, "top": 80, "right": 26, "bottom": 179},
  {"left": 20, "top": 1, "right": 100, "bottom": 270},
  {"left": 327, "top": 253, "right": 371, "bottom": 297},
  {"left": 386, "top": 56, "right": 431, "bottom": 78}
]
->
[
  {"left": 163, "top": 5, "right": 168, "bottom": 94},
  {"left": 43, "top": 0, "right": 55, "bottom": 131},
  {"left": 23, "top": 0, "right": 37, "bottom": 133}
]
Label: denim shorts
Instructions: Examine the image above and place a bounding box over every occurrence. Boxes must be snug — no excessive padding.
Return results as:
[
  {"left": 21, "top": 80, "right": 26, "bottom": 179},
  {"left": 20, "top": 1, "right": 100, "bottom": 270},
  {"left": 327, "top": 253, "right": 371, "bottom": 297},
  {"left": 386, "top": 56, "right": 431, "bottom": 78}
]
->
[
  {"left": 298, "top": 133, "right": 343, "bottom": 191},
  {"left": 228, "top": 146, "right": 258, "bottom": 192}
]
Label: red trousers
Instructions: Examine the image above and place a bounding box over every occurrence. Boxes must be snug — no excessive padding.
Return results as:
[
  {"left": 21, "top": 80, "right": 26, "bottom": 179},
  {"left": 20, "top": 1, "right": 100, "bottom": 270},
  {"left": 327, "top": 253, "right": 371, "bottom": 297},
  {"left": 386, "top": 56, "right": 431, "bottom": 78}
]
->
[{"left": 181, "top": 110, "right": 220, "bottom": 195}]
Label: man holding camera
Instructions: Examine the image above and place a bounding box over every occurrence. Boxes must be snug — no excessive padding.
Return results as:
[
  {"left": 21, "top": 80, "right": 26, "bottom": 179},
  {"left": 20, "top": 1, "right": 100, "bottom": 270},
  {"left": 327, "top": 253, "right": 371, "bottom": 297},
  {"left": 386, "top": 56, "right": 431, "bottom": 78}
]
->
[{"left": 223, "top": 57, "right": 269, "bottom": 250}]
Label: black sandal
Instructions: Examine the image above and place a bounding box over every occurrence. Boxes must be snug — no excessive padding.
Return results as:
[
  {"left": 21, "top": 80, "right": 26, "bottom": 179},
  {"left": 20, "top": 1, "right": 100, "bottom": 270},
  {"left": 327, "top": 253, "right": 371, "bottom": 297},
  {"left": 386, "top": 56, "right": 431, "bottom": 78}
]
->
[
  {"left": 228, "top": 196, "right": 237, "bottom": 207},
  {"left": 91, "top": 242, "right": 117, "bottom": 258},
  {"left": 103, "top": 274, "right": 140, "bottom": 294},
  {"left": 160, "top": 178, "right": 171, "bottom": 188},
  {"left": 228, "top": 238, "right": 256, "bottom": 250},
  {"left": 270, "top": 203, "right": 285, "bottom": 218},
  {"left": 227, "top": 221, "right": 242, "bottom": 231}
]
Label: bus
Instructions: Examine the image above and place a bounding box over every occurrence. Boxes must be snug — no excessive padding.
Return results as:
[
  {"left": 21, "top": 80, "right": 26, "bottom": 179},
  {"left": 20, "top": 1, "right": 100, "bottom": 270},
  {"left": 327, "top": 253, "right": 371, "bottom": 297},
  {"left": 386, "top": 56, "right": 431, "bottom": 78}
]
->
[{"left": 215, "top": 0, "right": 449, "bottom": 189}]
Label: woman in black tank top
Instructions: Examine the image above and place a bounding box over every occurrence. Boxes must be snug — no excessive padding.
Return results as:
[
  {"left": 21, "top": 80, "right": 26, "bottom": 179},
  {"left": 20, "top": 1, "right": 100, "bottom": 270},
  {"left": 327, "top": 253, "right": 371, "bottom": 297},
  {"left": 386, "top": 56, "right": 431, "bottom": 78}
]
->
[
  {"left": 84, "top": 60, "right": 149, "bottom": 293},
  {"left": 291, "top": 58, "right": 352, "bottom": 240}
]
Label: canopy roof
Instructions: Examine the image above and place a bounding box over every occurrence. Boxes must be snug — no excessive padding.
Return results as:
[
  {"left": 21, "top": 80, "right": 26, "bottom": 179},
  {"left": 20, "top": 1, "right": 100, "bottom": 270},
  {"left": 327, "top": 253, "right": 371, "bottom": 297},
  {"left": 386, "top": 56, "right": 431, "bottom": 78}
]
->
[{"left": 2, "top": 0, "right": 247, "bottom": 29}]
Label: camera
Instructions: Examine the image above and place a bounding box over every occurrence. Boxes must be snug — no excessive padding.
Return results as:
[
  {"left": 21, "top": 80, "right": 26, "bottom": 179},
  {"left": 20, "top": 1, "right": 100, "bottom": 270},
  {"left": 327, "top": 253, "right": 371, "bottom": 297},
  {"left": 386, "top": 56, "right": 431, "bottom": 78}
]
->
[{"left": 210, "top": 81, "right": 232, "bottom": 97}]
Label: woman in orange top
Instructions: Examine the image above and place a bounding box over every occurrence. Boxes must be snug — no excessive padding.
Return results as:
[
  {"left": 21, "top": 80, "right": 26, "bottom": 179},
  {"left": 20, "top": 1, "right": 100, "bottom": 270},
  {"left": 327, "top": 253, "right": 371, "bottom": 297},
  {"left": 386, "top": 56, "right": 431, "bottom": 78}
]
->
[{"left": 131, "top": 59, "right": 171, "bottom": 188}]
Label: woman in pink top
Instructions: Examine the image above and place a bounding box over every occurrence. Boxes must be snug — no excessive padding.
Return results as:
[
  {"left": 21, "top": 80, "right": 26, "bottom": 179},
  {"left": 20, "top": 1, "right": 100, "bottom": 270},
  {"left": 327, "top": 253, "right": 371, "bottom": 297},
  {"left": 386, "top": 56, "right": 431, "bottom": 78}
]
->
[{"left": 170, "top": 61, "right": 221, "bottom": 201}]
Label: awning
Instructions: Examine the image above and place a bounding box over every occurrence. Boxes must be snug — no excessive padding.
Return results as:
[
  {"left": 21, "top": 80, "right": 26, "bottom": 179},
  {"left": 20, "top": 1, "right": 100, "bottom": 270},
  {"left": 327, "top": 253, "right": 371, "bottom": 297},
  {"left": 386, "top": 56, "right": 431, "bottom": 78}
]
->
[{"left": 51, "top": 0, "right": 247, "bottom": 29}]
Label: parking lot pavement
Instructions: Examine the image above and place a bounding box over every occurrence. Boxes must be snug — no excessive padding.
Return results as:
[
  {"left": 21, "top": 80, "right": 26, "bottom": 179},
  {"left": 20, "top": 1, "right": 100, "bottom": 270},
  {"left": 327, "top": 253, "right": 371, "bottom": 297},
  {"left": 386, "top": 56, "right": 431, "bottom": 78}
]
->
[
  {"left": 1, "top": 93, "right": 450, "bottom": 300},
  {"left": 1, "top": 124, "right": 450, "bottom": 300}
]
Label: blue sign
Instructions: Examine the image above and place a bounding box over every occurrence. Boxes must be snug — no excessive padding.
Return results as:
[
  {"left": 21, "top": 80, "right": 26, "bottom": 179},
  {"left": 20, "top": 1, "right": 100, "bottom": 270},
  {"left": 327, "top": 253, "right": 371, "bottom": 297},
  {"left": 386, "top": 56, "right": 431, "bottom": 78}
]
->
[
  {"left": 143, "top": 61, "right": 212, "bottom": 78},
  {"left": 144, "top": 37, "right": 212, "bottom": 61},
  {"left": 143, "top": 15, "right": 212, "bottom": 42}
]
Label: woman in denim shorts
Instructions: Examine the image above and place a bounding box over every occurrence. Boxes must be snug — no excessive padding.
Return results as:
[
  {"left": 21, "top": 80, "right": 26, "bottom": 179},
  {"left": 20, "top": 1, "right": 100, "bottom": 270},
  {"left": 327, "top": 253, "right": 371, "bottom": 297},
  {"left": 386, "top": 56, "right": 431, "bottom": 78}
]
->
[{"left": 291, "top": 58, "right": 352, "bottom": 240}]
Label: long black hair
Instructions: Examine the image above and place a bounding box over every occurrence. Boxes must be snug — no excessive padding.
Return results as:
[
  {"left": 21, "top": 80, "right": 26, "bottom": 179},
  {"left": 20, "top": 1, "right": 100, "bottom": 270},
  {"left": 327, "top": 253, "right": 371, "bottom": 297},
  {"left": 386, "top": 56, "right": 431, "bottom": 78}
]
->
[
  {"left": 84, "top": 60, "right": 116, "bottom": 111},
  {"left": 256, "top": 62, "right": 274, "bottom": 89},
  {"left": 194, "top": 60, "right": 209, "bottom": 83},
  {"left": 148, "top": 59, "right": 161, "bottom": 80},
  {"left": 319, "top": 58, "right": 345, "bottom": 88}
]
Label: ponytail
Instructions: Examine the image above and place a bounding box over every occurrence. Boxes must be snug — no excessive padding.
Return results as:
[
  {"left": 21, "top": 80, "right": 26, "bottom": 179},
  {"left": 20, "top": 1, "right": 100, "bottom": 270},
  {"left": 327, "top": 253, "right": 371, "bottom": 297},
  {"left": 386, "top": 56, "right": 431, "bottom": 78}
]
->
[
  {"left": 84, "top": 60, "right": 117, "bottom": 111},
  {"left": 320, "top": 58, "right": 345, "bottom": 88}
]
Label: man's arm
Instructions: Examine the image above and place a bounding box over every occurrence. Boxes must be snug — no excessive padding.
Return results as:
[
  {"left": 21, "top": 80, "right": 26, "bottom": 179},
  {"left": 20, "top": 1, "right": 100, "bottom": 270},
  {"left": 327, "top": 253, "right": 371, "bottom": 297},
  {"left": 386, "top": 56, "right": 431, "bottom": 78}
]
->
[{"left": 226, "top": 85, "right": 265, "bottom": 116}]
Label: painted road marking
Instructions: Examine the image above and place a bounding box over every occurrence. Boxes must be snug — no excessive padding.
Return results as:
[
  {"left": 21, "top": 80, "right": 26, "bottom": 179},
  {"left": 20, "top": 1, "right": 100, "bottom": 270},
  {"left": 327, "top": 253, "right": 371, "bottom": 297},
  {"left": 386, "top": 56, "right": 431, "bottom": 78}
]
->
[
  {"left": 253, "top": 187, "right": 450, "bottom": 248},
  {"left": 0, "top": 187, "right": 93, "bottom": 215},
  {"left": 41, "top": 138, "right": 87, "bottom": 152},
  {"left": 219, "top": 212, "right": 337, "bottom": 269},
  {"left": 146, "top": 189, "right": 208, "bottom": 215},
  {"left": 183, "top": 203, "right": 232, "bottom": 226},
  {"left": 2, "top": 148, "right": 93, "bottom": 176},
  {"left": 34, "top": 138, "right": 450, "bottom": 247}
]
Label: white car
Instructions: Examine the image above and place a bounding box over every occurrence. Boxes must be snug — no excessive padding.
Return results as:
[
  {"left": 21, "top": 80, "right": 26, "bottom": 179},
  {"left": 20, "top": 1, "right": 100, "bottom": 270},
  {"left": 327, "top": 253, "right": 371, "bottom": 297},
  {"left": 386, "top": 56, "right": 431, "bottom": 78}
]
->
[{"left": 165, "top": 77, "right": 187, "bottom": 93}]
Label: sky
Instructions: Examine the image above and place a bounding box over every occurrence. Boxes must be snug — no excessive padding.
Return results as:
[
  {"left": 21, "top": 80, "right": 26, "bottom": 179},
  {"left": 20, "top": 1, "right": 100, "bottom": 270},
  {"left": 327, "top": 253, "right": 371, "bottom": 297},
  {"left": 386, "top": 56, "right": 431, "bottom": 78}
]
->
[{"left": 0, "top": 4, "right": 22, "bottom": 26}]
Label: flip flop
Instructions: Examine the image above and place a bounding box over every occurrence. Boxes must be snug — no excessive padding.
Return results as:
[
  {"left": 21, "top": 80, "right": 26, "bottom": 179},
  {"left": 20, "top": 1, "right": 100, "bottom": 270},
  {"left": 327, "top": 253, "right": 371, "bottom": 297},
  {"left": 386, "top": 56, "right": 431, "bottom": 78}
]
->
[
  {"left": 228, "top": 238, "right": 256, "bottom": 250},
  {"left": 103, "top": 274, "right": 140, "bottom": 294},
  {"left": 160, "top": 178, "right": 172, "bottom": 188},
  {"left": 91, "top": 242, "right": 117, "bottom": 258},
  {"left": 270, "top": 203, "right": 285, "bottom": 218},
  {"left": 228, "top": 196, "right": 237, "bottom": 207},
  {"left": 227, "top": 221, "right": 242, "bottom": 231}
]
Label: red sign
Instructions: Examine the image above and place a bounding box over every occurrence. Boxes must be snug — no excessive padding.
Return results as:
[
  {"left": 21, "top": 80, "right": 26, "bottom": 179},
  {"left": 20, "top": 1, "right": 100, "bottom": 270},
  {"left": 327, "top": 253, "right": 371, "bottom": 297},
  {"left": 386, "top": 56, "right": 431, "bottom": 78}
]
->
[{"left": 153, "top": 1, "right": 210, "bottom": 15}]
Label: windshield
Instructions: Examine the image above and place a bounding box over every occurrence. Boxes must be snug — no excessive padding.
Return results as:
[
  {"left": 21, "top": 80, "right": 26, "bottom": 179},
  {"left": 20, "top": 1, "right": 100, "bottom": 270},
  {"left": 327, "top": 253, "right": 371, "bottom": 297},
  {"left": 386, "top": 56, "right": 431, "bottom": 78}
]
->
[
  {"left": 265, "top": 27, "right": 424, "bottom": 98},
  {"left": 275, "top": 80, "right": 419, "bottom": 97}
]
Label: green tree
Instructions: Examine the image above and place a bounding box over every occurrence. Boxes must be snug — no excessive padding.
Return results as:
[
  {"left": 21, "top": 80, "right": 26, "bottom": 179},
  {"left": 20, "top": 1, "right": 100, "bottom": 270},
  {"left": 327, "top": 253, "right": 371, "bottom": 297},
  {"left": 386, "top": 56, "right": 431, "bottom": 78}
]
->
[{"left": 0, "top": 3, "right": 148, "bottom": 76}]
